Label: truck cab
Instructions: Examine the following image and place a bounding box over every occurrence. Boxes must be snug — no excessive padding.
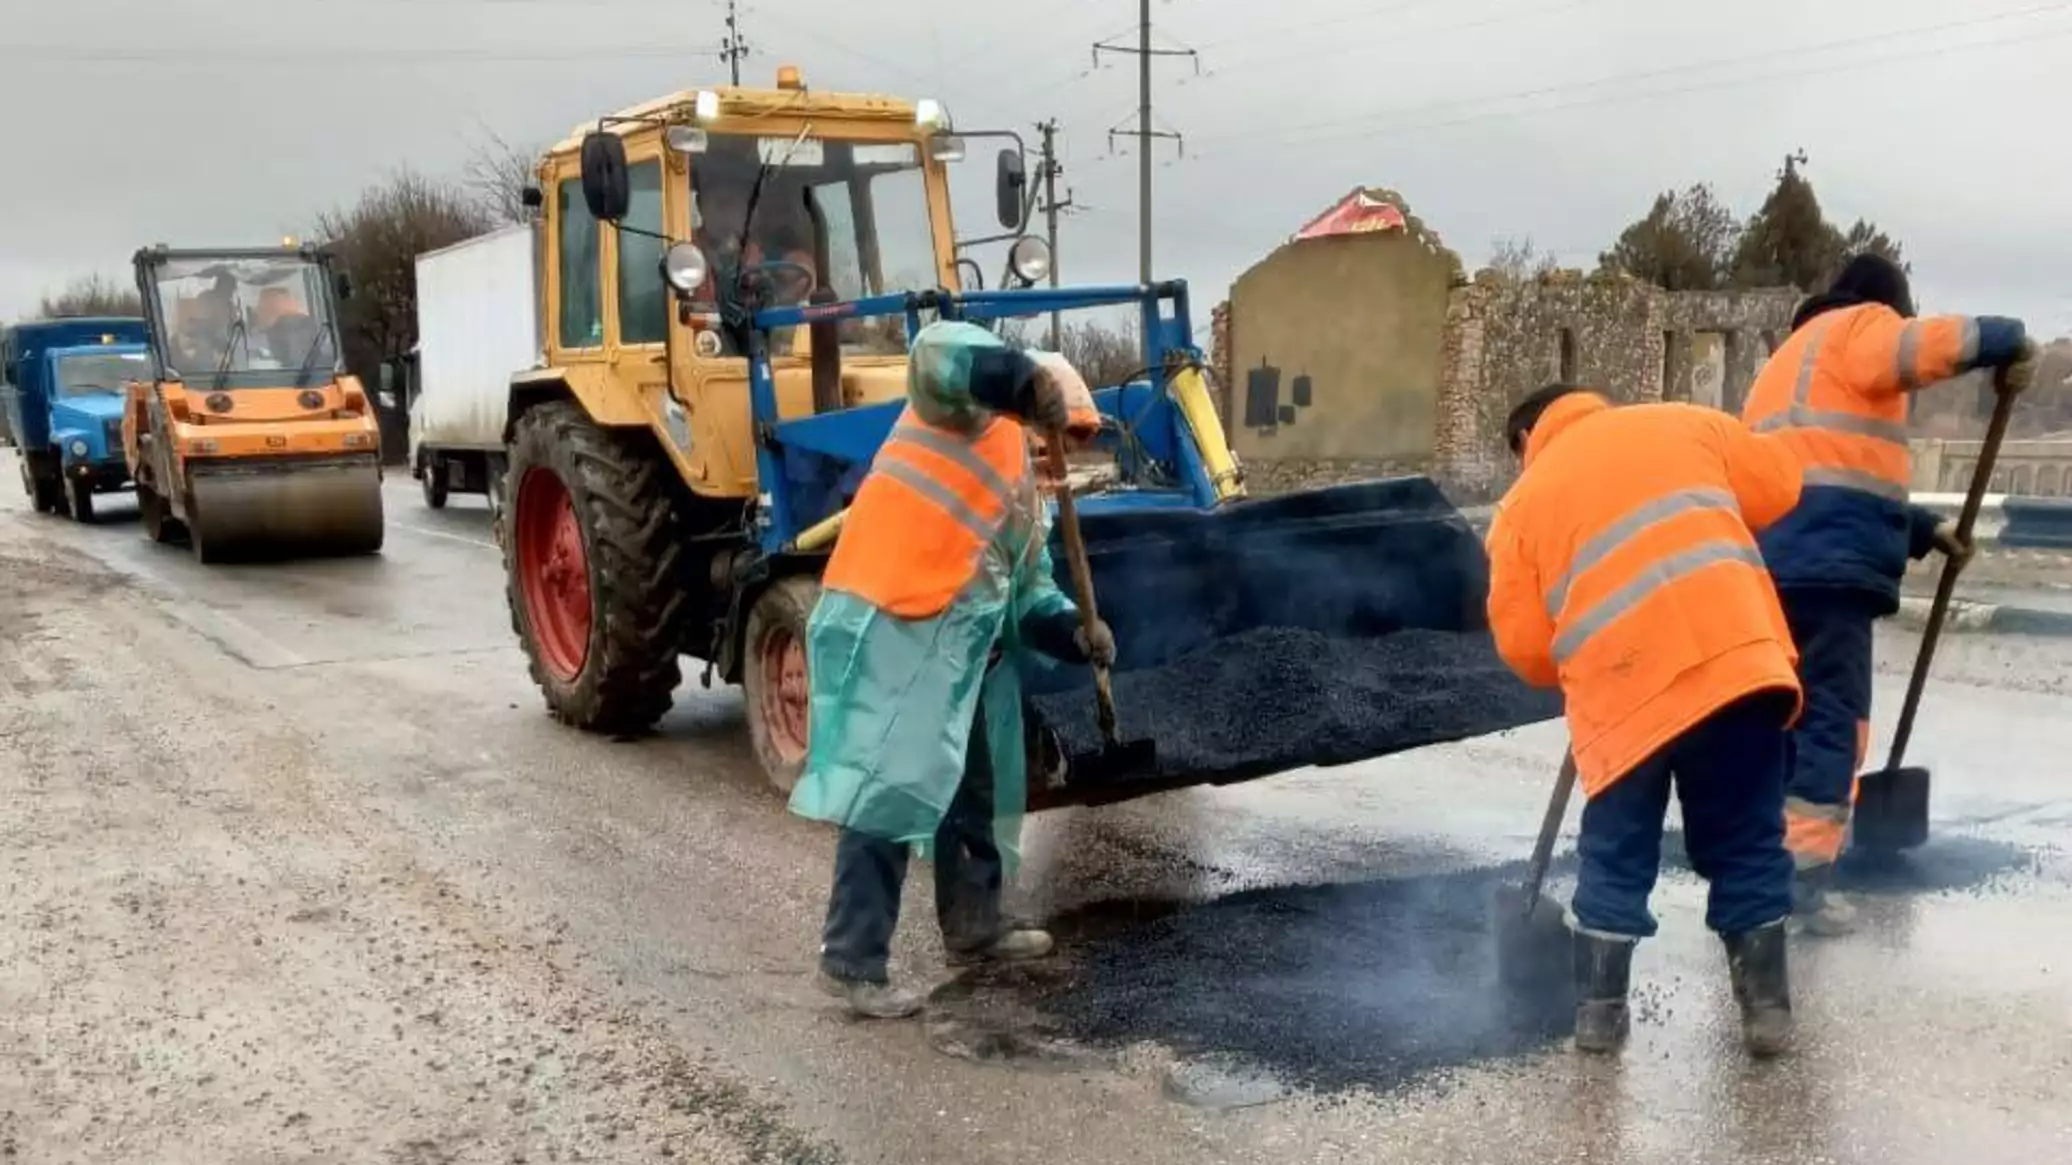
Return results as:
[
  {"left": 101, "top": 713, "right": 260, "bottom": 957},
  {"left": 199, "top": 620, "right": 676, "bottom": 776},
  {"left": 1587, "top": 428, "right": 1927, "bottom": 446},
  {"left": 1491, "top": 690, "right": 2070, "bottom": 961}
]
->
[{"left": 2, "top": 318, "right": 150, "bottom": 521}]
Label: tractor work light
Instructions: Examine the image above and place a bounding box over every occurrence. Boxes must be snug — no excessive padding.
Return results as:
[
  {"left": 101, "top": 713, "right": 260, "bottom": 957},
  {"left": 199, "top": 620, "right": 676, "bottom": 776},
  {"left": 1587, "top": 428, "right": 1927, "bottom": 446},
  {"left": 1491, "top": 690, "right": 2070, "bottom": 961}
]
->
[
  {"left": 694, "top": 90, "right": 722, "bottom": 123},
  {"left": 661, "top": 242, "right": 710, "bottom": 295},
  {"left": 1009, "top": 236, "right": 1053, "bottom": 285},
  {"left": 69, "top": 439, "right": 88, "bottom": 457},
  {"left": 929, "top": 134, "right": 967, "bottom": 163},
  {"left": 665, "top": 125, "right": 708, "bottom": 155},
  {"left": 914, "top": 98, "right": 948, "bottom": 131}
]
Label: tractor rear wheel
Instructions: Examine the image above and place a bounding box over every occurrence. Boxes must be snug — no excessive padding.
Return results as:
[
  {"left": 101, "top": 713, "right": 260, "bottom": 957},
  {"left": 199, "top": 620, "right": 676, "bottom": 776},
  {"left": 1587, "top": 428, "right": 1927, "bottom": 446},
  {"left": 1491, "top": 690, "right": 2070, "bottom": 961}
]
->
[
  {"left": 744, "top": 576, "right": 821, "bottom": 795},
  {"left": 503, "top": 401, "right": 689, "bottom": 735}
]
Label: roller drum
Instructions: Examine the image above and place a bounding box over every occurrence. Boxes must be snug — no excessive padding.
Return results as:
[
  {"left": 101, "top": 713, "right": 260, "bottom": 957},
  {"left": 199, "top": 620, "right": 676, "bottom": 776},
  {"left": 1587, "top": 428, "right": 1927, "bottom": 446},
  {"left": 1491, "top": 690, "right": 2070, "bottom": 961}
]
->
[{"left": 183, "top": 454, "right": 385, "bottom": 563}]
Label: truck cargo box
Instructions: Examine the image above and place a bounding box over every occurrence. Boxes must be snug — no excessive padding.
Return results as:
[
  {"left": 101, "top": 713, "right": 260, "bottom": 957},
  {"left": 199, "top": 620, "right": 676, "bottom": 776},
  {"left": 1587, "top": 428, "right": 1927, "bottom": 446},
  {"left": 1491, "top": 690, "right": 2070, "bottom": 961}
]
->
[{"left": 410, "top": 225, "right": 538, "bottom": 470}]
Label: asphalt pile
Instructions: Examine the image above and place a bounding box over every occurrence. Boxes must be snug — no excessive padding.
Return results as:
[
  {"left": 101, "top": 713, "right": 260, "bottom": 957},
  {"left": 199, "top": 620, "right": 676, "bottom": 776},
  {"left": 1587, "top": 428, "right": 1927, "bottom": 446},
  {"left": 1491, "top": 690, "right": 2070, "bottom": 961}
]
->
[
  {"left": 1028, "top": 864, "right": 1576, "bottom": 1094},
  {"left": 1030, "top": 627, "right": 1562, "bottom": 786}
]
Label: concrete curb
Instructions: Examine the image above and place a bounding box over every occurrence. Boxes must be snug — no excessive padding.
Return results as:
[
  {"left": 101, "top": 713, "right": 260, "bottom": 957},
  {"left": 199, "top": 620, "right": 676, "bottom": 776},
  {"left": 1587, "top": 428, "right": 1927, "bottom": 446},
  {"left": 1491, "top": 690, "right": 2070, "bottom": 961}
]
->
[{"left": 1892, "top": 596, "right": 2072, "bottom": 637}]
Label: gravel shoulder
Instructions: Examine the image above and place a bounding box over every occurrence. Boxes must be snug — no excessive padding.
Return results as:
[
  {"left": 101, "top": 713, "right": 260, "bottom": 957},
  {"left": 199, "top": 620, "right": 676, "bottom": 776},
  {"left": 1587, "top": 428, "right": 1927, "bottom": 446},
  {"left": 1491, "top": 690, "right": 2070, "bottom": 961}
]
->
[{"left": 0, "top": 528, "right": 833, "bottom": 1165}]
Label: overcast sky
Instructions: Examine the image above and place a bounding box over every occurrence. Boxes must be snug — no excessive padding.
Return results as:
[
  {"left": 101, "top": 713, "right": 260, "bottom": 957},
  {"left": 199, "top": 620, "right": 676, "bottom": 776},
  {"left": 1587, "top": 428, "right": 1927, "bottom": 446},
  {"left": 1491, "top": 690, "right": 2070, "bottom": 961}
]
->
[{"left": 6, "top": 0, "right": 2070, "bottom": 336}]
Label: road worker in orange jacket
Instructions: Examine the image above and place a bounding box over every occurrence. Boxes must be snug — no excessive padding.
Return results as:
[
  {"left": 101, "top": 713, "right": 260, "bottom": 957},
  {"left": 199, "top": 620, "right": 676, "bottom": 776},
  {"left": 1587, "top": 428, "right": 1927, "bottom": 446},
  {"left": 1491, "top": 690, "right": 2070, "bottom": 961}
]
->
[
  {"left": 789, "top": 321, "right": 1113, "bottom": 1020},
  {"left": 1486, "top": 384, "right": 1806, "bottom": 1058},
  {"left": 1741, "top": 254, "right": 2039, "bottom": 934}
]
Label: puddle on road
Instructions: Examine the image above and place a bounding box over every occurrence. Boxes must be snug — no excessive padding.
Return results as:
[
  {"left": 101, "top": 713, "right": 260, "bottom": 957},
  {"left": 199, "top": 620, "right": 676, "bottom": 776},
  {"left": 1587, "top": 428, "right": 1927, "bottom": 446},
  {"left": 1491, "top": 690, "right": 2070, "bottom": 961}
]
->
[{"left": 927, "top": 863, "right": 1575, "bottom": 1100}]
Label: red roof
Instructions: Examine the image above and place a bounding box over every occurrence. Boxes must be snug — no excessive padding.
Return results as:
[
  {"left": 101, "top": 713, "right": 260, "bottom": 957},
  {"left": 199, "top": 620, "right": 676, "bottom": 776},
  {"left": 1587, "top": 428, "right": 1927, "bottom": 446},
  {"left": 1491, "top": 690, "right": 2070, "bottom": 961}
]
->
[{"left": 1292, "top": 189, "right": 1408, "bottom": 242}]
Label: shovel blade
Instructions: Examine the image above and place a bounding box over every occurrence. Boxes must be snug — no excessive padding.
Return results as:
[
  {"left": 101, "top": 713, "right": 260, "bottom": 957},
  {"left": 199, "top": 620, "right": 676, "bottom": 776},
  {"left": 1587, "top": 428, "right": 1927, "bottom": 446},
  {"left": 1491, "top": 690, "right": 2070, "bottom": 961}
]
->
[
  {"left": 1854, "top": 765, "right": 1931, "bottom": 853},
  {"left": 1492, "top": 883, "right": 1571, "bottom": 996}
]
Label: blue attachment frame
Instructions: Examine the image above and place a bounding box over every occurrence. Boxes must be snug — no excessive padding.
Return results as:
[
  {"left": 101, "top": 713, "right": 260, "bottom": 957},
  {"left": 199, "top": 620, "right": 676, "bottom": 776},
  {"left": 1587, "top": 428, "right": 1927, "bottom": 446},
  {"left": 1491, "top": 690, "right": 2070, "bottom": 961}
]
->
[{"left": 741, "top": 280, "right": 1214, "bottom": 554}]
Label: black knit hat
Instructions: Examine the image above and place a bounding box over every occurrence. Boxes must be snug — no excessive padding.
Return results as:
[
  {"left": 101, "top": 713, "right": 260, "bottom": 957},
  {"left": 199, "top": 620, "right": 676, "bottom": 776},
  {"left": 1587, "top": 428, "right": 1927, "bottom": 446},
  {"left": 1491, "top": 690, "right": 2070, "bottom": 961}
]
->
[{"left": 1792, "top": 253, "right": 1914, "bottom": 331}]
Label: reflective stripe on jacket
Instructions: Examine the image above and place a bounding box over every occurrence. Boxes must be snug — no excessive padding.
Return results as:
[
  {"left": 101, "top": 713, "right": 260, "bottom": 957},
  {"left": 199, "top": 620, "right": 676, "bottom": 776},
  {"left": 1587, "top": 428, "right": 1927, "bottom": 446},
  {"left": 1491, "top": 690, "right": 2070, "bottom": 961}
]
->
[
  {"left": 1742, "top": 303, "right": 2025, "bottom": 606},
  {"left": 821, "top": 406, "right": 1037, "bottom": 618},
  {"left": 1486, "top": 393, "right": 1805, "bottom": 797}
]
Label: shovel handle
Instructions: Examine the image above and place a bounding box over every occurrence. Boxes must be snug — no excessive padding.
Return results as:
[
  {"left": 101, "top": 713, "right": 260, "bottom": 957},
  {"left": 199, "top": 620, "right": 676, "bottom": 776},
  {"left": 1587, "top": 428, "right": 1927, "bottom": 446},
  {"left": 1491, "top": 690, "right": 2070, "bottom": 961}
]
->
[
  {"left": 1044, "top": 432, "right": 1121, "bottom": 743},
  {"left": 1885, "top": 366, "right": 2018, "bottom": 768},
  {"left": 1522, "top": 752, "right": 1579, "bottom": 915}
]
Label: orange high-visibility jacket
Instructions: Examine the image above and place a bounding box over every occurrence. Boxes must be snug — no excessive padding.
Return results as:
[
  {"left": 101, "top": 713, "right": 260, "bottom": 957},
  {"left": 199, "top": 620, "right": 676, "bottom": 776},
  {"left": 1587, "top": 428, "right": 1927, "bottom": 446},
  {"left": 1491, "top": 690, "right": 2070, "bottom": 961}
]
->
[
  {"left": 1486, "top": 393, "right": 1806, "bottom": 796},
  {"left": 1743, "top": 304, "right": 2025, "bottom": 605},
  {"left": 821, "top": 405, "right": 1036, "bottom": 618}
]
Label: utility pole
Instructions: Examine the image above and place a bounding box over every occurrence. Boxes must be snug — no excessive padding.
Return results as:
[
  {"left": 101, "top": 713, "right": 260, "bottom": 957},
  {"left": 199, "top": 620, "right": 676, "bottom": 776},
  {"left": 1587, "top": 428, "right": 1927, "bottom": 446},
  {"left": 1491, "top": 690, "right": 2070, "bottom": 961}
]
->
[
  {"left": 1036, "top": 119, "right": 1074, "bottom": 349},
  {"left": 718, "top": 0, "right": 750, "bottom": 85},
  {"left": 1094, "top": 2, "right": 1197, "bottom": 283}
]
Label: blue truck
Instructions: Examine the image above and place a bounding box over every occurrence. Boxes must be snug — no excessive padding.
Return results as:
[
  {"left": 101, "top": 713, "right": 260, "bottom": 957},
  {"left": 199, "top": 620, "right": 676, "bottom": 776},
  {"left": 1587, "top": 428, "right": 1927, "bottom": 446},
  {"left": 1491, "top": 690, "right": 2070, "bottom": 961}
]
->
[{"left": 0, "top": 317, "right": 151, "bottom": 521}]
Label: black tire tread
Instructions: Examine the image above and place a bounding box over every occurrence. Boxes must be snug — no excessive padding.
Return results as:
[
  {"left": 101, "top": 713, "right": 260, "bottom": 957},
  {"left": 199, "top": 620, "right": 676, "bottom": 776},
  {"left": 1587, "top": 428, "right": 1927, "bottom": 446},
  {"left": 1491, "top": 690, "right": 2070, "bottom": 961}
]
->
[{"left": 502, "top": 401, "right": 689, "bottom": 735}]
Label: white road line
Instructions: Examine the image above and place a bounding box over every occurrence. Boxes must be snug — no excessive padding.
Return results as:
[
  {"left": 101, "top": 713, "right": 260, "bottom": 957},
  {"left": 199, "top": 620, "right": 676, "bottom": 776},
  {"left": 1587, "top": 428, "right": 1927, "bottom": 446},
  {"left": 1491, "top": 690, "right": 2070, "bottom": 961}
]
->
[{"left": 391, "top": 521, "right": 498, "bottom": 551}]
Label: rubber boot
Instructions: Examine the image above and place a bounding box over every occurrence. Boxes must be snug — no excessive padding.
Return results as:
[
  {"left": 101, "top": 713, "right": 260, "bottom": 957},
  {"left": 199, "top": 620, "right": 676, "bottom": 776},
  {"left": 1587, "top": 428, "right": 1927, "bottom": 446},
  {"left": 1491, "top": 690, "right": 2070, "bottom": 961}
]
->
[
  {"left": 1723, "top": 920, "right": 1794, "bottom": 1058},
  {"left": 818, "top": 973, "right": 924, "bottom": 1020},
  {"left": 1571, "top": 932, "right": 1635, "bottom": 1055},
  {"left": 945, "top": 926, "right": 1055, "bottom": 968},
  {"left": 1791, "top": 864, "right": 1857, "bottom": 937}
]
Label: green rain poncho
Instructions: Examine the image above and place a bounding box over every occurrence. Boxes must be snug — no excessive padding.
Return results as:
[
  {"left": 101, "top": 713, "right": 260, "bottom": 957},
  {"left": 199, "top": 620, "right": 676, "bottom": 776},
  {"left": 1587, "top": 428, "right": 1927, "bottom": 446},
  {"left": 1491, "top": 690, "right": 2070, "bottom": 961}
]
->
[{"left": 786, "top": 322, "right": 1078, "bottom": 872}]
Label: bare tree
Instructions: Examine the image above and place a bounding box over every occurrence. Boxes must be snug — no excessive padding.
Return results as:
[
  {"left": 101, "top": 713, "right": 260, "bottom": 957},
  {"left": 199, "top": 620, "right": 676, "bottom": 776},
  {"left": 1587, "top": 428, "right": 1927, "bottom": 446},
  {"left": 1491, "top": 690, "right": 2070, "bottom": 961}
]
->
[
  {"left": 38, "top": 273, "right": 142, "bottom": 319},
  {"left": 464, "top": 129, "right": 543, "bottom": 226},
  {"left": 1486, "top": 236, "right": 1562, "bottom": 280},
  {"left": 314, "top": 168, "right": 492, "bottom": 381}
]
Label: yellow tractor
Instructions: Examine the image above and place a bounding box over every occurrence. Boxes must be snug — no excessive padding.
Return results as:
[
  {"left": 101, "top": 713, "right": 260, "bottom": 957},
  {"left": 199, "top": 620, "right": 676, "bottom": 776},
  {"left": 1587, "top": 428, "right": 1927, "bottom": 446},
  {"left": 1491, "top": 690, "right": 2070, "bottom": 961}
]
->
[{"left": 493, "top": 68, "right": 1544, "bottom": 805}]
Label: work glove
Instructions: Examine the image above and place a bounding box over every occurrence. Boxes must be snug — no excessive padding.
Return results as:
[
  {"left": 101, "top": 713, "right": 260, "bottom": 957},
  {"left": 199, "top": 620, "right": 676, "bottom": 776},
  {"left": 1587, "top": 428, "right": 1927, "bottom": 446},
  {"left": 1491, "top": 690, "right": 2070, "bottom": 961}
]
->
[
  {"left": 2002, "top": 338, "right": 2042, "bottom": 397},
  {"left": 1074, "top": 619, "right": 1117, "bottom": 668},
  {"left": 1932, "top": 518, "right": 1975, "bottom": 567}
]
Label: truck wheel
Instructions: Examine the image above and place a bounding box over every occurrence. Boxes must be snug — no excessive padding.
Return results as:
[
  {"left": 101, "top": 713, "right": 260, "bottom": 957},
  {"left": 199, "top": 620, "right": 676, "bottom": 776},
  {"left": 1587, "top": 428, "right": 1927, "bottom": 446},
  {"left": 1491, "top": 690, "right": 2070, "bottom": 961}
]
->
[
  {"left": 503, "top": 401, "right": 688, "bottom": 735},
  {"left": 744, "top": 576, "right": 821, "bottom": 795},
  {"left": 421, "top": 455, "right": 449, "bottom": 510},
  {"left": 64, "top": 477, "right": 94, "bottom": 523}
]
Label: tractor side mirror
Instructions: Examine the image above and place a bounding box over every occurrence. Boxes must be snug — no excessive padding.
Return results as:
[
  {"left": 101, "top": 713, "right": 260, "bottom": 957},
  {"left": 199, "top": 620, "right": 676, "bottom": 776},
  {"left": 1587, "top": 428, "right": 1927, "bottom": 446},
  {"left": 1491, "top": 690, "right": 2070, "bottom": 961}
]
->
[
  {"left": 995, "top": 148, "right": 1027, "bottom": 231},
  {"left": 580, "top": 131, "right": 631, "bottom": 223},
  {"left": 333, "top": 271, "right": 354, "bottom": 302},
  {"left": 520, "top": 185, "right": 544, "bottom": 210}
]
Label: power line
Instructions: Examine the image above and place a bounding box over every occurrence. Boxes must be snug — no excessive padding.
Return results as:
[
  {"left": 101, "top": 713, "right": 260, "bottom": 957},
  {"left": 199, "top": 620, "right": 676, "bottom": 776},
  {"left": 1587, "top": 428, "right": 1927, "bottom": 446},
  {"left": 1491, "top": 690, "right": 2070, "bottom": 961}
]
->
[
  {"left": 1200, "top": 0, "right": 1612, "bottom": 80},
  {"left": 1196, "top": 1, "right": 2072, "bottom": 146},
  {"left": 0, "top": 42, "right": 721, "bottom": 64},
  {"left": 1212, "top": 17, "right": 2072, "bottom": 159}
]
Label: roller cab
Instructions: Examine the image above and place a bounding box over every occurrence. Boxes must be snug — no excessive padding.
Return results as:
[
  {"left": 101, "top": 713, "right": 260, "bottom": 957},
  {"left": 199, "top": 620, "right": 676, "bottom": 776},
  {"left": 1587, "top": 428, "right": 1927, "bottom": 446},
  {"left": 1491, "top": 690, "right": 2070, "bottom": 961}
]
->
[{"left": 125, "top": 245, "right": 383, "bottom": 563}]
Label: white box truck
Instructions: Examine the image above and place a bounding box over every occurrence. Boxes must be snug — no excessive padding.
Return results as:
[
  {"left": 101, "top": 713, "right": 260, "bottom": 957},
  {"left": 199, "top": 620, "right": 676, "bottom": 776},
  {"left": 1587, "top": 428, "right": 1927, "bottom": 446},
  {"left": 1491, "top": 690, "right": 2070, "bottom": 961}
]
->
[{"left": 409, "top": 224, "right": 537, "bottom": 512}]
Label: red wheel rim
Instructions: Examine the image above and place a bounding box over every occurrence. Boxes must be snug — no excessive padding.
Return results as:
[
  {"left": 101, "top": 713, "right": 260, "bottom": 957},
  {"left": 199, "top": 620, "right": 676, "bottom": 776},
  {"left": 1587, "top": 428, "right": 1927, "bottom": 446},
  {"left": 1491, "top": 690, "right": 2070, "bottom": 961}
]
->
[
  {"left": 515, "top": 466, "right": 592, "bottom": 683},
  {"left": 760, "top": 627, "right": 810, "bottom": 763}
]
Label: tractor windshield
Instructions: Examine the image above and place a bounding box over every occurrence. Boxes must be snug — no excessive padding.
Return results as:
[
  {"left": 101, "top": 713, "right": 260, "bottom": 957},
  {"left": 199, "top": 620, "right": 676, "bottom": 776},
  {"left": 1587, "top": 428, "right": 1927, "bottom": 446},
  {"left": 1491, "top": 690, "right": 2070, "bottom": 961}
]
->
[
  {"left": 145, "top": 255, "right": 341, "bottom": 384},
  {"left": 690, "top": 134, "right": 937, "bottom": 357},
  {"left": 55, "top": 350, "right": 151, "bottom": 397}
]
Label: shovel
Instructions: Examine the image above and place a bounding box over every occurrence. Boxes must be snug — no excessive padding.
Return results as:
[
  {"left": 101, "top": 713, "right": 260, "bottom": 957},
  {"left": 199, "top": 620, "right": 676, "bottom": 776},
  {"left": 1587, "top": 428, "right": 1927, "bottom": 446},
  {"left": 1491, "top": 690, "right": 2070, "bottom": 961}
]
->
[
  {"left": 1043, "top": 433, "right": 1157, "bottom": 782},
  {"left": 1495, "top": 752, "right": 1580, "bottom": 992},
  {"left": 1853, "top": 367, "right": 2018, "bottom": 852}
]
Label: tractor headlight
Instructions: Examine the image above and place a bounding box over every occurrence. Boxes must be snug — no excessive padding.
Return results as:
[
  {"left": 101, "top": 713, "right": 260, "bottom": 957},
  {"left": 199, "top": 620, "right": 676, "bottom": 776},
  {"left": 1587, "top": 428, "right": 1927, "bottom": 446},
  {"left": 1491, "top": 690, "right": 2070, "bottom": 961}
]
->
[
  {"left": 661, "top": 242, "right": 710, "bottom": 295},
  {"left": 694, "top": 90, "right": 722, "bottom": 123},
  {"left": 665, "top": 125, "right": 708, "bottom": 155},
  {"left": 1008, "top": 236, "right": 1053, "bottom": 285},
  {"left": 69, "top": 439, "right": 88, "bottom": 458},
  {"left": 929, "top": 133, "right": 966, "bottom": 163}
]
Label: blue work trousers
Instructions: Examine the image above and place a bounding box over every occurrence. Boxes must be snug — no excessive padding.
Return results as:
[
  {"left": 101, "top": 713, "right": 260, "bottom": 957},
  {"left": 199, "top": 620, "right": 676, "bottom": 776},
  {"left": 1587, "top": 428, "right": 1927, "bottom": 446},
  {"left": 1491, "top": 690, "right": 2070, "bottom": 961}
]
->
[
  {"left": 819, "top": 715, "right": 1004, "bottom": 984},
  {"left": 1780, "top": 589, "right": 1880, "bottom": 869},
  {"left": 1571, "top": 691, "right": 1796, "bottom": 940}
]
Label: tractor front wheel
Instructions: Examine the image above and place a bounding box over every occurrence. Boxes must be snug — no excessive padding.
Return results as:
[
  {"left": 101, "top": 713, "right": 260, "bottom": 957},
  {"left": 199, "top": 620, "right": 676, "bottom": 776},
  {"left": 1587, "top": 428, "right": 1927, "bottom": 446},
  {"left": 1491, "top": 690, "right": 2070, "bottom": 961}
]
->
[
  {"left": 743, "top": 576, "right": 821, "bottom": 795},
  {"left": 503, "top": 401, "right": 689, "bottom": 735}
]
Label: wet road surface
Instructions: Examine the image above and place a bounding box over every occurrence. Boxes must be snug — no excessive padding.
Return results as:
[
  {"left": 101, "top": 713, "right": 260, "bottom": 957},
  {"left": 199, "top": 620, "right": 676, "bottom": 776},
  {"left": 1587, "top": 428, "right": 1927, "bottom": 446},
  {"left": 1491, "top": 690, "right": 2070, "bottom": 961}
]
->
[{"left": 5, "top": 450, "right": 2072, "bottom": 1163}]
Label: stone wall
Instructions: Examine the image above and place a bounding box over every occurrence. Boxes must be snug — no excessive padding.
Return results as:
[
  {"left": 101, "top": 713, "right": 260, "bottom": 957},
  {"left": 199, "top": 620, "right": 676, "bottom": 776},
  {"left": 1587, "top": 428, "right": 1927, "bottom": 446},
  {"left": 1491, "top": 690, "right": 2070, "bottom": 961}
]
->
[{"left": 1425, "top": 271, "right": 1797, "bottom": 499}]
